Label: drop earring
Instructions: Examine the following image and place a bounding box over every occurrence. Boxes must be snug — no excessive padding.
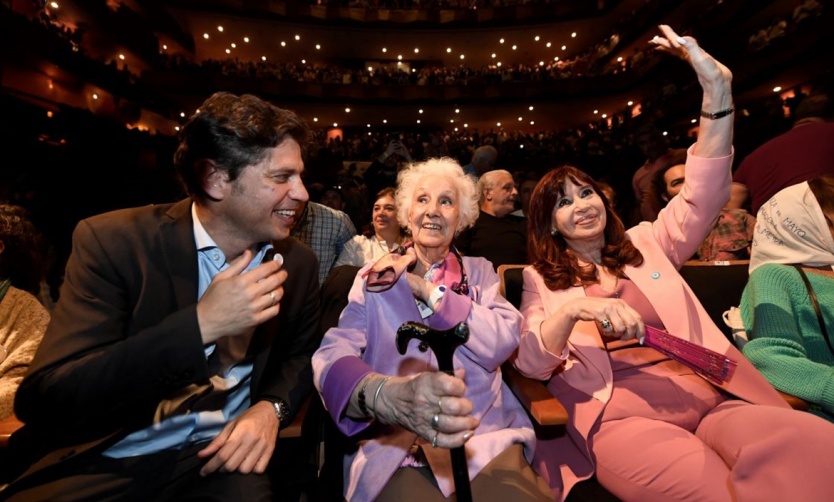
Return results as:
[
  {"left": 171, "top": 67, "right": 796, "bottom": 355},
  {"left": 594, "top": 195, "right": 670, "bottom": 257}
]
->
[{"left": 550, "top": 228, "right": 558, "bottom": 236}]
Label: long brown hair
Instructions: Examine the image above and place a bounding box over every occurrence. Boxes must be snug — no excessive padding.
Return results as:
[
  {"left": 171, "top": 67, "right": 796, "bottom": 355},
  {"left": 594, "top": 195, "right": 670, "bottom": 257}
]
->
[
  {"left": 809, "top": 175, "right": 834, "bottom": 232},
  {"left": 527, "top": 166, "right": 643, "bottom": 291}
]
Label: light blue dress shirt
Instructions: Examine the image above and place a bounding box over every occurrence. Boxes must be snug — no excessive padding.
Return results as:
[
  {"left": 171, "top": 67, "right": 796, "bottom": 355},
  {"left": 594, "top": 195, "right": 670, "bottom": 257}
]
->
[{"left": 104, "top": 205, "right": 271, "bottom": 457}]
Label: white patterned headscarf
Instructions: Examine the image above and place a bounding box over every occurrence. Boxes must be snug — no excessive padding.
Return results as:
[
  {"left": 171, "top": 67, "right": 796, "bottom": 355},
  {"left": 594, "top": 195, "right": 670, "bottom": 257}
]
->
[{"left": 749, "top": 181, "right": 834, "bottom": 273}]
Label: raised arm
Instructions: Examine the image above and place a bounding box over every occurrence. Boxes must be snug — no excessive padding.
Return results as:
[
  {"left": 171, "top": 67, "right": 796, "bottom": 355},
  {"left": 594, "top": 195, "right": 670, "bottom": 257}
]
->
[{"left": 651, "top": 25, "right": 733, "bottom": 159}]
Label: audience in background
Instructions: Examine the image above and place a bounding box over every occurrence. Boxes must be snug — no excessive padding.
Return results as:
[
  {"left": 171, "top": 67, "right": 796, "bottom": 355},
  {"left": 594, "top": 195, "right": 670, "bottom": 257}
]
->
[
  {"left": 741, "top": 176, "right": 834, "bottom": 423},
  {"left": 0, "top": 204, "right": 50, "bottom": 420},
  {"left": 630, "top": 123, "right": 687, "bottom": 224},
  {"left": 462, "top": 145, "right": 498, "bottom": 179},
  {"left": 455, "top": 169, "right": 527, "bottom": 268},
  {"left": 335, "top": 187, "right": 407, "bottom": 268},
  {"left": 653, "top": 149, "right": 756, "bottom": 261},
  {"left": 730, "top": 92, "right": 834, "bottom": 215},
  {"left": 292, "top": 200, "right": 358, "bottom": 285}
]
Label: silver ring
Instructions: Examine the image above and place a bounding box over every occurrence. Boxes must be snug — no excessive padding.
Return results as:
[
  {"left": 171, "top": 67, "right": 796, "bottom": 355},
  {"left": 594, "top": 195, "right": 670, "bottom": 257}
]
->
[
  {"left": 600, "top": 319, "right": 612, "bottom": 330},
  {"left": 269, "top": 291, "right": 276, "bottom": 306},
  {"left": 431, "top": 413, "right": 440, "bottom": 431},
  {"left": 432, "top": 432, "right": 439, "bottom": 448}
]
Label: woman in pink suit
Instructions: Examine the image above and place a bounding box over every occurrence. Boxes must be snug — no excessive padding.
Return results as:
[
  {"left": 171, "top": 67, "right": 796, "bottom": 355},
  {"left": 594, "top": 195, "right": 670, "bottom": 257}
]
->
[{"left": 513, "top": 25, "right": 834, "bottom": 501}]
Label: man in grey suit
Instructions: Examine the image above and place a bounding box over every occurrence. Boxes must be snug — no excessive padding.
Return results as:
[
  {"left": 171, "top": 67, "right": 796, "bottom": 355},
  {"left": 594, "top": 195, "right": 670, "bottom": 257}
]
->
[{"left": 3, "top": 92, "right": 321, "bottom": 501}]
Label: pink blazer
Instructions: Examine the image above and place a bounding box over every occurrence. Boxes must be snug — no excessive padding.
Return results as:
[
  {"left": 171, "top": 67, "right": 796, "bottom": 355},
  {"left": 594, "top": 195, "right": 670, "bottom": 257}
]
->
[{"left": 512, "top": 145, "right": 788, "bottom": 499}]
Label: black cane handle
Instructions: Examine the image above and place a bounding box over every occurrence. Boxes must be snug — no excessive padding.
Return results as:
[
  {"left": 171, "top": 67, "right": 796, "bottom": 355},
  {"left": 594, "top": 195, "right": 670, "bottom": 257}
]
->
[{"left": 394, "top": 321, "right": 472, "bottom": 502}]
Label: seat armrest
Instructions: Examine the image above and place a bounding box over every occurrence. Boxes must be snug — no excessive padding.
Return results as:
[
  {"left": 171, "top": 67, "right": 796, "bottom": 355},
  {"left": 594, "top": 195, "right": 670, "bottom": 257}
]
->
[
  {"left": 0, "top": 415, "right": 24, "bottom": 448},
  {"left": 502, "top": 363, "right": 568, "bottom": 426}
]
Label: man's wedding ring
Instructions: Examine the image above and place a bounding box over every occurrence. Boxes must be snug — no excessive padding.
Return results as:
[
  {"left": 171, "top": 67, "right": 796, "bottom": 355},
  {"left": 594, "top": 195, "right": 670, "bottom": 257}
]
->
[
  {"left": 269, "top": 291, "right": 276, "bottom": 306},
  {"left": 431, "top": 413, "right": 440, "bottom": 431},
  {"left": 600, "top": 318, "right": 612, "bottom": 330}
]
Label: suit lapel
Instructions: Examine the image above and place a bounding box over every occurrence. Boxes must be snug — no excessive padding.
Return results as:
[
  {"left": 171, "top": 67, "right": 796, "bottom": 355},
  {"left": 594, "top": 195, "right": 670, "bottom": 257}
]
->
[{"left": 160, "top": 200, "right": 200, "bottom": 310}]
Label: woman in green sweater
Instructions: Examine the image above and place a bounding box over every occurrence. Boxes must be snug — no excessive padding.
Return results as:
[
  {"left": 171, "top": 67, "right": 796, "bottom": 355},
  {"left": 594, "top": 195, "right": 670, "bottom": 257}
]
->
[{"left": 742, "top": 175, "right": 834, "bottom": 421}]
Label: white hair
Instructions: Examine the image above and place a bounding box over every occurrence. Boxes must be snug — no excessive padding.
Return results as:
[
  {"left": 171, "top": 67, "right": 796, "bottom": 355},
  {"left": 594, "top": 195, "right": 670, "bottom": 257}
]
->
[{"left": 395, "top": 157, "right": 480, "bottom": 233}]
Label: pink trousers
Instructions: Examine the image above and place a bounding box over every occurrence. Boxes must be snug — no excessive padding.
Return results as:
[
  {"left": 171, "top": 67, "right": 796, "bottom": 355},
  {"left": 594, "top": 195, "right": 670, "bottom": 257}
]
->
[{"left": 593, "top": 385, "right": 834, "bottom": 501}]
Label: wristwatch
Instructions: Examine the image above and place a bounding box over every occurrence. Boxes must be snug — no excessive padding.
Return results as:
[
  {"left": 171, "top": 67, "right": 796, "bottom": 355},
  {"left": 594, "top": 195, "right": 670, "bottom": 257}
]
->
[{"left": 271, "top": 399, "right": 291, "bottom": 428}]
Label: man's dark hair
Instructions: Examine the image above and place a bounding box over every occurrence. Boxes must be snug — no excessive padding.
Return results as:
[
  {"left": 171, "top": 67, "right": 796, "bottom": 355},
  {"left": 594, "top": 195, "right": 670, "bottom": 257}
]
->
[
  {"left": 174, "top": 92, "right": 310, "bottom": 202},
  {"left": 794, "top": 93, "right": 833, "bottom": 122}
]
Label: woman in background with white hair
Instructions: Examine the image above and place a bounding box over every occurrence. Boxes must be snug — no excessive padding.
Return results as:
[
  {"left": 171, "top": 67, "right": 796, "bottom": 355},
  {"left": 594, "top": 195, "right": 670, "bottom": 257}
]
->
[{"left": 742, "top": 174, "right": 834, "bottom": 422}]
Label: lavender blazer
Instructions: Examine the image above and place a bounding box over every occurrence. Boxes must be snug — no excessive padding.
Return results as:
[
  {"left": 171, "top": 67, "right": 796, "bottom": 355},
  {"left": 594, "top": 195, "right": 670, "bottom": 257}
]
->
[
  {"left": 313, "top": 256, "right": 535, "bottom": 502},
  {"left": 512, "top": 146, "right": 789, "bottom": 500}
]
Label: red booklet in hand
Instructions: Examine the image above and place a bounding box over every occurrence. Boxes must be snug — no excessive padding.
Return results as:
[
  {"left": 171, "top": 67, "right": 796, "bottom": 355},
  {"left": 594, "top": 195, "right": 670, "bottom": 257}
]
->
[{"left": 639, "top": 326, "right": 737, "bottom": 385}]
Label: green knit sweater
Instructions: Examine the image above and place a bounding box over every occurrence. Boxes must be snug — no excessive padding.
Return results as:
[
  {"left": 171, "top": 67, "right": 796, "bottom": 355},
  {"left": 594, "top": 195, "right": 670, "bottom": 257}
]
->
[{"left": 741, "top": 263, "right": 834, "bottom": 421}]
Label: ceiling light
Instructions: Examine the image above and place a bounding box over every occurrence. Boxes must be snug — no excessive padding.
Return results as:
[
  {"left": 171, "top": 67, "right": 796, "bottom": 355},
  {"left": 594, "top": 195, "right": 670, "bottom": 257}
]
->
[
  {"left": 455, "top": 109, "right": 460, "bottom": 113},
  {"left": 345, "top": 107, "right": 350, "bottom": 113},
  {"left": 593, "top": 110, "right": 598, "bottom": 114},
  {"left": 446, "top": 47, "right": 452, "bottom": 53},
  {"left": 333, "top": 123, "right": 338, "bottom": 127},
  {"left": 203, "top": 33, "right": 209, "bottom": 39},
  {"left": 628, "top": 101, "right": 634, "bottom": 106},
  {"left": 225, "top": 49, "right": 230, "bottom": 54},
  {"left": 571, "top": 32, "right": 577, "bottom": 38},
  {"left": 316, "top": 44, "right": 321, "bottom": 50},
  {"left": 460, "top": 54, "right": 465, "bottom": 60},
  {"left": 162, "top": 44, "right": 168, "bottom": 50},
  {"left": 414, "top": 48, "right": 419, "bottom": 53},
  {"left": 382, "top": 47, "right": 387, "bottom": 52},
  {"left": 529, "top": 106, "right": 534, "bottom": 111},
  {"left": 562, "top": 45, "right": 567, "bottom": 50},
  {"left": 546, "top": 42, "right": 552, "bottom": 48},
  {"left": 535, "top": 36, "right": 540, "bottom": 41},
  {"left": 231, "top": 43, "right": 236, "bottom": 48},
  {"left": 419, "top": 109, "right": 424, "bottom": 114},
  {"left": 295, "top": 35, "right": 301, "bottom": 41},
  {"left": 773, "top": 86, "right": 782, "bottom": 92},
  {"left": 497, "top": 122, "right": 502, "bottom": 127},
  {"left": 118, "top": 54, "right": 125, "bottom": 60},
  {"left": 313, "top": 117, "right": 318, "bottom": 122},
  {"left": 261, "top": 56, "right": 266, "bottom": 61},
  {"left": 217, "top": 26, "right": 224, "bottom": 32},
  {"left": 499, "top": 38, "right": 505, "bottom": 44},
  {"left": 281, "top": 41, "right": 286, "bottom": 47},
  {"left": 512, "top": 45, "right": 517, "bottom": 50},
  {"left": 244, "top": 37, "right": 249, "bottom": 43}
]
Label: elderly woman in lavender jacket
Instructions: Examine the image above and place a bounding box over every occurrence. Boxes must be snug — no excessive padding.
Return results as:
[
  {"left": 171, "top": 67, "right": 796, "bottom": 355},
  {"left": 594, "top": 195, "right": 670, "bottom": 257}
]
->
[{"left": 312, "top": 158, "right": 553, "bottom": 502}]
